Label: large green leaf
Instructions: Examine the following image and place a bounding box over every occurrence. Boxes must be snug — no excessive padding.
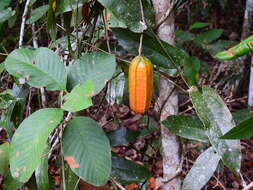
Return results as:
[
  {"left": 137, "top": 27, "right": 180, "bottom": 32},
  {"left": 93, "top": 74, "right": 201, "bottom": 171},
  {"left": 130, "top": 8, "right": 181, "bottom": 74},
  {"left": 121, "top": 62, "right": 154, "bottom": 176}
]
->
[
  {"left": 67, "top": 51, "right": 116, "bottom": 94},
  {"left": 106, "top": 70, "right": 125, "bottom": 105},
  {"left": 113, "top": 28, "right": 189, "bottom": 74},
  {"left": 183, "top": 56, "right": 200, "bottom": 86},
  {"left": 194, "top": 29, "right": 223, "bottom": 45},
  {"left": 62, "top": 80, "right": 94, "bottom": 112},
  {"left": 0, "top": 84, "right": 29, "bottom": 138},
  {"left": 221, "top": 115, "right": 253, "bottom": 139},
  {"left": 0, "top": 0, "right": 11, "bottom": 11},
  {"left": 35, "top": 146, "right": 52, "bottom": 190},
  {"left": 175, "top": 30, "right": 195, "bottom": 45},
  {"left": 232, "top": 108, "right": 253, "bottom": 125},
  {"left": 182, "top": 147, "right": 221, "bottom": 190},
  {"left": 56, "top": 0, "right": 88, "bottom": 13},
  {"left": 108, "top": 129, "right": 140, "bottom": 146},
  {"left": 0, "top": 8, "right": 15, "bottom": 23},
  {"left": 162, "top": 115, "right": 209, "bottom": 143},
  {"left": 98, "top": 0, "right": 155, "bottom": 33},
  {"left": 111, "top": 154, "right": 151, "bottom": 185},
  {"left": 0, "top": 143, "right": 10, "bottom": 175},
  {"left": 3, "top": 171, "right": 23, "bottom": 190},
  {"left": 190, "top": 87, "right": 241, "bottom": 172},
  {"left": 26, "top": 5, "right": 49, "bottom": 24},
  {"left": 47, "top": 0, "right": 57, "bottom": 40},
  {"left": 65, "top": 165, "right": 79, "bottom": 190},
  {"left": 10, "top": 108, "right": 63, "bottom": 182},
  {"left": 5, "top": 48, "right": 67, "bottom": 90},
  {"left": 62, "top": 117, "right": 111, "bottom": 186}
]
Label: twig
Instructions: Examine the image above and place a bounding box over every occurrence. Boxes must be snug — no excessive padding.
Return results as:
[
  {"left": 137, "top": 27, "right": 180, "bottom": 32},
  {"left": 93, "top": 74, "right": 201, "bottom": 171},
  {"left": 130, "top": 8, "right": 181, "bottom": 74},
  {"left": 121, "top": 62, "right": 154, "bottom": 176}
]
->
[
  {"left": 138, "top": 34, "right": 143, "bottom": 56},
  {"left": 243, "top": 182, "right": 253, "bottom": 190},
  {"left": 102, "top": 10, "right": 111, "bottom": 53},
  {"left": 19, "top": 0, "right": 31, "bottom": 47},
  {"left": 73, "top": 178, "right": 81, "bottom": 190},
  {"left": 61, "top": 140, "right": 67, "bottom": 190},
  {"left": 212, "top": 175, "right": 226, "bottom": 190},
  {"left": 48, "top": 112, "right": 72, "bottom": 159},
  {"left": 110, "top": 178, "right": 126, "bottom": 190},
  {"left": 138, "top": 0, "right": 145, "bottom": 56}
]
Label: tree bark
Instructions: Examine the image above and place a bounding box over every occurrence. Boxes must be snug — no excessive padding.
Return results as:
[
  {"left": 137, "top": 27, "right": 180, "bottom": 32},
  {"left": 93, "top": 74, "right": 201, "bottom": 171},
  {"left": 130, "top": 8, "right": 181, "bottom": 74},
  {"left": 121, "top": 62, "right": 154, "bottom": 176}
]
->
[
  {"left": 152, "top": 1, "right": 182, "bottom": 189},
  {"left": 233, "top": 0, "right": 253, "bottom": 98}
]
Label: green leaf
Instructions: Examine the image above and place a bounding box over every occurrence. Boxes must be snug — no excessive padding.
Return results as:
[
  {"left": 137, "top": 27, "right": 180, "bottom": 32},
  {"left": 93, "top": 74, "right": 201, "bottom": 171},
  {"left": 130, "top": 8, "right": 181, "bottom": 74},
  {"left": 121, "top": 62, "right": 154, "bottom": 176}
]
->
[
  {"left": 107, "top": 10, "right": 127, "bottom": 29},
  {"left": 176, "top": 30, "right": 195, "bottom": 45},
  {"left": 47, "top": 0, "right": 57, "bottom": 40},
  {"left": 189, "top": 22, "right": 210, "bottom": 30},
  {"left": 26, "top": 5, "right": 49, "bottom": 24},
  {"left": 35, "top": 145, "right": 52, "bottom": 190},
  {"left": 65, "top": 165, "right": 79, "bottom": 190},
  {"left": 0, "top": 63, "right": 5, "bottom": 74},
  {"left": 221, "top": 115, "right": 253, "bottom": 139},
  {"left": 182, "top": 147, "right": 221, "bottom": 190},
  {"left": 5, "top": 48, "right": 67, "bottom": 90},
  {"left": 0, "top": 0, "right": 11, "bottom": 11},
  {"left": 10, "top": 108, "right": 63, "bottom": 183},
  {"left": 215, "top": 35, "right": 253, "bottom": 60},
  {"left": 183, "top": 56, "right": 200, "bottom": 86},
  {"left": 194, "top": 29, "right": 223, "bottom": 44},
  {"left": 56, "top": 0, "right": 88, "bottom": 13},
  {"left": 232, "top": 109, "right": 253, "bottom": 125},
  {"left": 111, "top": 154, "right": 151, "bottom": 185},
  {"left": 67, "top": 51, "right": 116, "bottom": 94},
  {"left": 0, "top": 143, "right": 10, "bottom": 175},
  {"left": 139, "top": 116, "right": 159, "bottom": 137},
  {"left": 113, "top": 28, "right": 189, "bottom": 74},
  {"left": 108, "top": 129, "right": 140, "bottom": 146},
  {"left": 0, "top": 8, "right": 15, "bottom": 23},
  {"left": 162, "top": 115, "right": 209, "bottom": 143},
  {"left": 62, "top": 117, "right": 111, "bottom": 186},
  {"left": 62, "top": 80, "right": 94, "bottom": 112},
  {"left": 190, "top": 87, "right": 241, "bottom": 172},
  {"left": 106, "top": 70, "right": 125, "bottom": 105},
  {"left": 3, "top": 171, "right": 23, "bottom": 190},
  {"left": 98, "top": 0, "right": 155, "bottom": 33},
  {"left": 203, "top": 40, "right": 237, "bottom": 56}
]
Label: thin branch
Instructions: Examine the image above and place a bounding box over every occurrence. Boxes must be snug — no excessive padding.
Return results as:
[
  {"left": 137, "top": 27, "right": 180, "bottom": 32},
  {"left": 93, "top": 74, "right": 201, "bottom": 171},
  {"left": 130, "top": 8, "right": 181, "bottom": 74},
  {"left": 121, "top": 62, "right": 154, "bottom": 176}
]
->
[
  {"left": 73, "top": 178, "right": 81, "bottom": 190},
  {"left": 61, "top": 140, "right": 67, "bottom": 190},
  {"left": 48, "top": 112, "right": 72, "bottom": 159},
  {"left": 110, "top": 178, "right": 126, "bottom": 190},
  {"left": 138, "top": 34, "right": 143, "bottom": 56},
  {"left": 102, "top": 10, "right": 111, "bottom": 53},
  {"left": 19, "top": 0, "right": 31, "bottom": 47}
]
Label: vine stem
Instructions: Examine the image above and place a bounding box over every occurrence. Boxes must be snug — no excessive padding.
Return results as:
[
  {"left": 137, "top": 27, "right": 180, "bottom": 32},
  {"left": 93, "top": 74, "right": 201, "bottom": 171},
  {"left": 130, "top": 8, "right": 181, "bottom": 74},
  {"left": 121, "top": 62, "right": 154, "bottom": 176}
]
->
[
  {"left": 19, "top": 0, "right": 31, "bottom": 47},
  {"left": 138, "top": 34, "right": 143, "bottom": 56},
  {"left": 138, "top": 0, "right": 145, "bottom": 56}
]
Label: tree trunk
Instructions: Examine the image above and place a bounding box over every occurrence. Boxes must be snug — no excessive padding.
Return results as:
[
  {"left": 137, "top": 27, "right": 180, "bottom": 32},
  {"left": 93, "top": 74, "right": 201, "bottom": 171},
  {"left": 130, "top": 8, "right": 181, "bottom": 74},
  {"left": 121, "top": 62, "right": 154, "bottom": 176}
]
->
[
  {"left": 233, "top": 0, "right": 253, "bottom": 98},
  {"left": 152, "top": 1, "right": 182, "bottom": 190}
]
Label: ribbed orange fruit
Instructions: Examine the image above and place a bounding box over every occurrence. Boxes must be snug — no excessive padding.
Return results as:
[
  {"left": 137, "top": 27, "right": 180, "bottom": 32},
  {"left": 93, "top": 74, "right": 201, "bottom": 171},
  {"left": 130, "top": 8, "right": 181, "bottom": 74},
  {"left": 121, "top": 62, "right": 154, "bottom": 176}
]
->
[{"left": 129, "top": 56, "right": 153, "bottom": 114}]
